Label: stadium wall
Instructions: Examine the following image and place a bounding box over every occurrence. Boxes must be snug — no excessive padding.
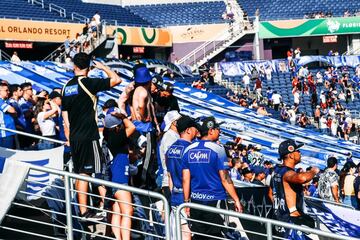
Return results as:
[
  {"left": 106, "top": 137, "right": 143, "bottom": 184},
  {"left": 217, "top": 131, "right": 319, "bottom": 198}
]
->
[
  {"left": 0, "top": 19, "right": 83, "bottom": 43},
  {"left": 169, "top": 23, "right": 229, "bottom": 60}
]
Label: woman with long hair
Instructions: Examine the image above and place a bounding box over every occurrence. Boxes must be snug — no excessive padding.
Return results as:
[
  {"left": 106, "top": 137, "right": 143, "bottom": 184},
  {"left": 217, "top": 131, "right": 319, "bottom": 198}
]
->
[
  {"left": 343, "top": 161, "right": 358, "bottom": 208},
  {"left": 34, "top": 98, "right": 60, "bottom": 149}
]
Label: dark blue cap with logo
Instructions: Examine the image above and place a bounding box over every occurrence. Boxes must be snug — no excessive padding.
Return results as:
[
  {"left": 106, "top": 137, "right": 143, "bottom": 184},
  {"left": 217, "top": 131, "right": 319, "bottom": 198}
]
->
[{"left": 278, "top": 139, "right": 304, "bottom": 159}]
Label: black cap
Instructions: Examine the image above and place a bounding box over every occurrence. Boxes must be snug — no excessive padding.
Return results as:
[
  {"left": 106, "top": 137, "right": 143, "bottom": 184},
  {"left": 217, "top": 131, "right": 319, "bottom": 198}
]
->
[
  {"left": 152, "top": 75, "right": 163, "bottom": 87},
  {"left": 176, "top": 115, "right": 199, "bottom": 133},
  {"left": 163, "top": 82, "right": 174, "bottom": 92},
  {"left": 278, "top": 139, "right": 304, "bottom": 159},
  {"left": 49, "top": 91, "right": 62, "bottom": 100},
  {"left": 200, "top": 117, "right": 221, "bottom": 135}
]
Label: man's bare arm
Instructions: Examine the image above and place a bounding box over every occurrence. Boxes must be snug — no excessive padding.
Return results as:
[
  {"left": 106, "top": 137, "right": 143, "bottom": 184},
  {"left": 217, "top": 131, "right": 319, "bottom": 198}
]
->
[
  {"left": 93, "top": 61, "right": 122, "bottom": 87},
  {"left": 219, "top": 170, "right": 242, "bottom": 212},
  {"left": 182, "top": 169, "right": 191, "bottom": 202},
  {"left": 331, "top": 185, "right": 340, "bottom": 203},
  {"left": 283, "top": 168, "right": 319, "bottom": 185},
  {"left": 62, "top": 111, "right": 70, "bottom": 143}
]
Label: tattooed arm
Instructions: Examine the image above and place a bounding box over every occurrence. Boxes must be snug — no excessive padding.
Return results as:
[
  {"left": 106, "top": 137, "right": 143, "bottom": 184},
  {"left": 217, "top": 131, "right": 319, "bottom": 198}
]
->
[{"left": 219, "top": 170, "right": 243, "bottom": 212}]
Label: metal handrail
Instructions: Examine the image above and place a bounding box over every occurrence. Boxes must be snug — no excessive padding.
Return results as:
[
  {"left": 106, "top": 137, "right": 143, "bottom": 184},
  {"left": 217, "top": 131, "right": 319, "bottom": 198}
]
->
[
  {"left": 0, "top": 127, "right": 66, "bottom": 145},
  {"left": 27, "top": 164, "right": 171, "bottom": 240},
  {"left": 31, "top": 0, "right": 44, "bottom": 8},
  {"left": 178, "top": 24, "right": 254, "bottom": 67},
  {"left": 0, "top": 50, "right": 11, "bottom": 61},
  {"left": 175, "top": 202, "right": 359, "bottom": 240},
  {"left": 71, "top": 12, "right": 88, "bottom": 23},
  {"left": 49, "top": 3, "right": 66, "bottom": 18}
]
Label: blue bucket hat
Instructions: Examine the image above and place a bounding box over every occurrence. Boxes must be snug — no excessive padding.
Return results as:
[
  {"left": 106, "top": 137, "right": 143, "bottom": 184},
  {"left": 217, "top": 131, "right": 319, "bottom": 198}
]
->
[{"left": 134, "top": 66, "right": 152, "bottom": 84}]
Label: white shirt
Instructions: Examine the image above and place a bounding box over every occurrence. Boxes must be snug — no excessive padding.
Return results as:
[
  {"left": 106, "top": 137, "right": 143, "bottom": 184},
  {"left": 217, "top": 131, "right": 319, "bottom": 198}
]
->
[
  {"left": 265, "top": 68, "right": 272, "bottom": 80},
  {"left": 288, "top": 109, "right": 297, "bottom": 123},
  {"left": 159, "top": 129, "right": 180, "bottom": 187},
  {"left": 328, "top": 108, "right": 336, "bottom": 117},
  {"left": 319, "top": 117, "right": 328, "bottom": 129},
  {"left": 243, "top": 75, "right": 250, "bottom": 85},
  {"left": 11, "top": 55, "right": 20, "bottom": 62},
  {"left": 293, "top": 92, "right": 300, "bottom": 104},
  {"left": 93, "top": 13, "right": 101, "bottom": 25},
  {"left": 271, "top": 93, "right": 282, "bottom": 104},
  {"left": 320, "top": 94, "right": 326, "bottom": 103},
  {"left": 37, "top": 112, "right": 56, "bottom": 136}
]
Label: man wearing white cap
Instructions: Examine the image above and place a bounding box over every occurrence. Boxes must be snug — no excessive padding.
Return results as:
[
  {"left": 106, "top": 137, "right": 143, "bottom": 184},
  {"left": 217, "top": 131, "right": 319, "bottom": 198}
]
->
[{"left": 158, "top": 110, "right": 182, "bottom": 201}]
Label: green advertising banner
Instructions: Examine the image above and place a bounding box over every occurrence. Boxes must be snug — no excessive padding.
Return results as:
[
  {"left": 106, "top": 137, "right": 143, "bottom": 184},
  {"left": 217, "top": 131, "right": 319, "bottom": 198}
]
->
[{"left": 260, "top": 16, "right": 360, "bottom": 39}]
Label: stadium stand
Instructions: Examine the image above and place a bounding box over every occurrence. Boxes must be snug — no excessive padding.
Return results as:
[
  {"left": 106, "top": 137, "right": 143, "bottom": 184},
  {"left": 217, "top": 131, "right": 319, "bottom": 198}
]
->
[
  {"left": 225, "top": 68, "right": 360, "bottom": 116},
  {"left": 55, "top": 0, "right": 154, "bottom": 26},
  {"left": 126, "top": 1, "right": 227, "bottom": 26},
  {"left": 237, "top": 0, "right": 360, "bottom": 20},
  {"left": 0, "top": 0, "right": 66, "bottom": 22},
  {"left": 27, "top": 0, "right": 154, "bottom": 26}
]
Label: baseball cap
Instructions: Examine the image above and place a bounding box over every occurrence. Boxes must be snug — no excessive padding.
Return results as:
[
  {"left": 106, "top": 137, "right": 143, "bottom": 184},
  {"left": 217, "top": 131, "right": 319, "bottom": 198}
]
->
[
  {"left": 199, "top": 117, "right": 221, "bottom": 135},
  {"left": 134, "top": 65, "right": 152, "bottom": 84},
  {"left": 104, "top": 107, "right": 122, "bottom": 128},
  {"left": 163, "top": 110, "right": 181, "bottom": 132},
  {"left": 162, "top": 82, "right": 174, "bottom": 92},
  {"left": 49, "top": 91, "right": 62, "bottom": 100},
  {"left": 253, "top": 166, "right": 266, "bottom": 175},
  {"left": 152, "top": 75, "right": 163, "bottom": 88},
  {"left": 278, "top": 139, "right": 304, "bottom": 159},
  {"left": 176, "top": 115, "right": 199, "bottom": 134}
]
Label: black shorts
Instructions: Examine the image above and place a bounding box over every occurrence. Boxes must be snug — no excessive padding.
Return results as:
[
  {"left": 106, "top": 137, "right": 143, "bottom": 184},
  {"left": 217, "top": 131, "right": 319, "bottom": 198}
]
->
[
  {"left": 70, "top": 139, "right": 103, "bottom": 174},
  {"left": 190, "top": 200, "right": 226, "bottom": 240}
]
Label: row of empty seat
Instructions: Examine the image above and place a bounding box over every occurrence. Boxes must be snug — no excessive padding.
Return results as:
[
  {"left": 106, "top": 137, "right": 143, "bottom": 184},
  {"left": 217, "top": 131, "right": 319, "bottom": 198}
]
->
[
  {"left": 237, "top": 0, "right": 360, "bottom": 20},
  {"left": 0, "top": 0, "right": 227, "bottom": 27}
]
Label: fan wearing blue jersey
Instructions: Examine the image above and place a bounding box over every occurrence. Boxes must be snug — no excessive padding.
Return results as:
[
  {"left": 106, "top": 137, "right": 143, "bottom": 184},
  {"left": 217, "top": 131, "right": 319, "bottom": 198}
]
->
[
  {"left": 166, "top": 115, "right": 199, "bottom": 240},
  {"left": 182, "top": 117, "right": 242, "bottom": 239},
  {"left": 0, "top": 83, "right": 17, "bottom": 149}
]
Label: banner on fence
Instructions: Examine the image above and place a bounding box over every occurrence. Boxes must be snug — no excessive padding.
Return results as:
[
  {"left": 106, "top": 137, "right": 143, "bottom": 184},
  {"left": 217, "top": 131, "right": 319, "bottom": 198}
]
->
[
  {"left": 0, "top": 146, "right": 64, "bottom": 201},
  {"left": 306, "top": 198, "right": 360, "bottom": 238}
]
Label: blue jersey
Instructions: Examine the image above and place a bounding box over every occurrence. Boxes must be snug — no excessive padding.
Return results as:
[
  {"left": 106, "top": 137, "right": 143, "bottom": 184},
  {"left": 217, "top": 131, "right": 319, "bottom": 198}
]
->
[
  {"left": 0, "top": 98, "right": 16, "bottom": 137},
  {"left": 8, "top": 98, "right": 26, "bottom": 129},
  {"left": 182, "top": 140, "right": 228, "bottom": 202},
  {"left": 110, "top": 153, "right": 129, "bottom": 185},
  {"left": 18, "top": 98, "right": 34, "bottom": 133},
  {"left": 166, "top": 139, "right": 191, "bottom": 206}
]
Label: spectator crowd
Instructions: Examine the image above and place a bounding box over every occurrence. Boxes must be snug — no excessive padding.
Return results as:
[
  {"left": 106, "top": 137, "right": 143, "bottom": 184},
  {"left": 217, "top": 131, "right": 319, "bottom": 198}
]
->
[{"left": 0, "top": 51, "right": 360, "bottom": 240}]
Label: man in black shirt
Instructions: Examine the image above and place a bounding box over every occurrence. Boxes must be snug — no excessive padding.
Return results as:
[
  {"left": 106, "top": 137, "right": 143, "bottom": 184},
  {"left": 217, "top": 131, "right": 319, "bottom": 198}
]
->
[
  {"left": 153, "top": 82, "right": 179, "bottom": 123},
  {"left": 271, "top": 139, "right": 319, "bottom": 237},
  {"left": 62, "top": 52, "right": 122, "bottom": 219}
]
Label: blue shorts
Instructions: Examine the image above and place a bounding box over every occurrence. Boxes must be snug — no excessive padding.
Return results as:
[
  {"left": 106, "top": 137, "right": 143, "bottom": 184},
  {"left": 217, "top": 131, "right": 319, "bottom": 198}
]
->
[{"left": 110, "top": 153, "right": 129, "bottom": 185}]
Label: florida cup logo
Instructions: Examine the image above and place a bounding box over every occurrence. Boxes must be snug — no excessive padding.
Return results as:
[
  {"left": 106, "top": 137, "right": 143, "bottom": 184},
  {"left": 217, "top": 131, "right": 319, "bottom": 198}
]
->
[{"left": 326, "top": 19, "right": 340, "bottom": 33}]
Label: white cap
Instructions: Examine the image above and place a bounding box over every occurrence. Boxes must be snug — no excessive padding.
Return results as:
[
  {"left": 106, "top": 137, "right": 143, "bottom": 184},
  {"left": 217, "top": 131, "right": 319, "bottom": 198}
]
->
[{"left": 163, "top": 110, "right": 181, "bottom": 132}]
